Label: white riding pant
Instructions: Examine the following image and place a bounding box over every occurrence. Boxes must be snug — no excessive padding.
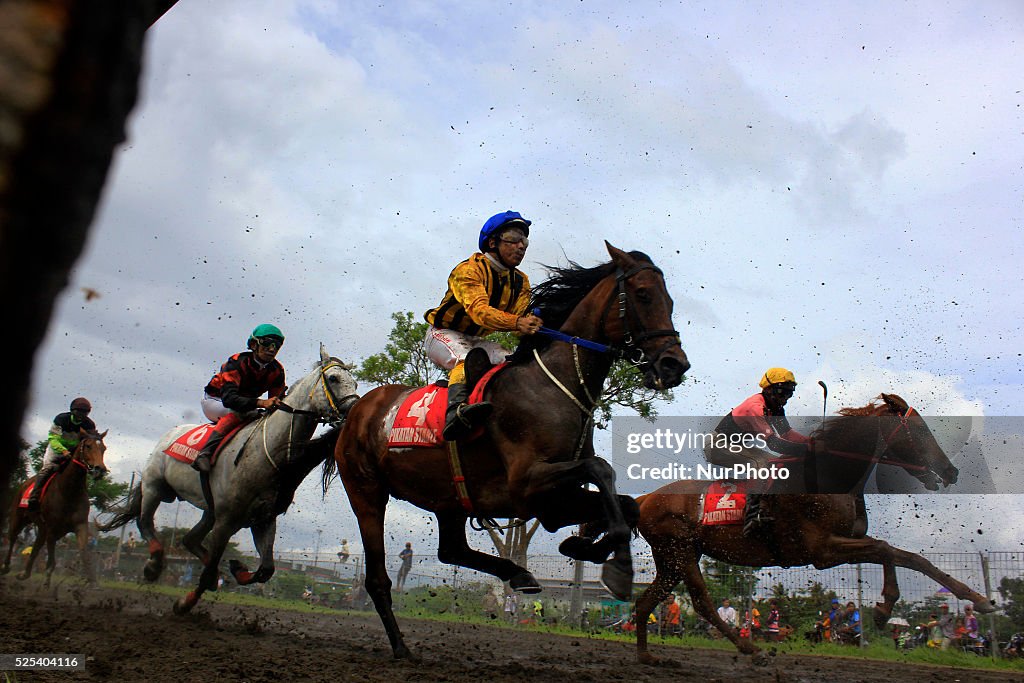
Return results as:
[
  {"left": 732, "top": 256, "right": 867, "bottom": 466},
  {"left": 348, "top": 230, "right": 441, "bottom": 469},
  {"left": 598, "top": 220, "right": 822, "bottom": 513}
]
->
[
  {"left": 424, "top": 326, "right": 508, "bottom": 371},
  {"left": 201, "top": 393, "right": 234, "bottom": 422},
  {"left": 42, "top": 444, "right": 68, "bottom": 468}
]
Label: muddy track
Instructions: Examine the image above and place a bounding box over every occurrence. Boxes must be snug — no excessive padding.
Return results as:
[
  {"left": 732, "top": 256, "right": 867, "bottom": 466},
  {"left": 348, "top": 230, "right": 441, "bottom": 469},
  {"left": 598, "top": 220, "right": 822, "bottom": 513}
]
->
[{"left": 0, "top": 581, "right": 1020, "bottom": 682}]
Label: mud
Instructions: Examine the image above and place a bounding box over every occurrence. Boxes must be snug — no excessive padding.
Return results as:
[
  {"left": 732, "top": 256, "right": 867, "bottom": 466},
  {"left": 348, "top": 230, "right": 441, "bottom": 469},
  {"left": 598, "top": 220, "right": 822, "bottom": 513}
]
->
[{"left": 0, "top": 581, "right": 1020, "bottom": 682}]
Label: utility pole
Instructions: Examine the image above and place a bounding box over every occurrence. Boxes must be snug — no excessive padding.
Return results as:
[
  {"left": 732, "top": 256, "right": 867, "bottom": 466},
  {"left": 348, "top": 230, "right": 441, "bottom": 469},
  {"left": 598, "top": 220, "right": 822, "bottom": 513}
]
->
[{"left": 313, "top": 529, "right": 322, "bottom": 569}]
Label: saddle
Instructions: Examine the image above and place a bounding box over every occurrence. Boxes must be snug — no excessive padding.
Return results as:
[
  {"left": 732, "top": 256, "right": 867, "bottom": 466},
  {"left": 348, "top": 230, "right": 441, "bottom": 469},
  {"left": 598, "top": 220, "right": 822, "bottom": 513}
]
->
[{"left": 163, "top": 420, "right": 250, "bottom": 465}]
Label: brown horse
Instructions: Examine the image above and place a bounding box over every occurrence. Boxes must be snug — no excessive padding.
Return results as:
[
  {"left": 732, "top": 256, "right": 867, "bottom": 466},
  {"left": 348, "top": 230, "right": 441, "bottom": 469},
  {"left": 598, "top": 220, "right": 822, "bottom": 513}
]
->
[
  {"left": 2, "top": 429, "right": 108, "bottom": 587},
  {"left": 331, "top": 243, "right": 689, "bottom": 658},
  {"left": 630, "top": 393, "right": 995, "bottom": 663}
]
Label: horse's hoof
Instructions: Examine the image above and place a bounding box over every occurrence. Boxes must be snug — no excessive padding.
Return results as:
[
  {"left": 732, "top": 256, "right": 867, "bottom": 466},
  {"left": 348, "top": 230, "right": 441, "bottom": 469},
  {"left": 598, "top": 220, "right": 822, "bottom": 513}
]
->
[
  {"left": 509, "top": 570, "right": 542, "bottom": 593},
  {"left": 0, "top": 565, "right": 9, "bottom": 575},
  {"left": 16, "top": 573, "right": 29, "bottom": 581},
  {"left": 600, "top": 561, "right": 633, "bottom": 601},
  {"left": 392, "top": 644, "right": 416, "bottom": 660},
  {"left": 172, "top": 591, "right": 199, "bottom": 615},
  {"left": 738, "top": 639, "right": 760, "bottom": 656},
  {"left": 143, "top": 562, "right": 162, "bottom": 583},
  {"left": 637, "top": 651, "right": 661, "bottom": 666},
  {"left": 751, "top": 650, "right": 770, "bottom": 666}
]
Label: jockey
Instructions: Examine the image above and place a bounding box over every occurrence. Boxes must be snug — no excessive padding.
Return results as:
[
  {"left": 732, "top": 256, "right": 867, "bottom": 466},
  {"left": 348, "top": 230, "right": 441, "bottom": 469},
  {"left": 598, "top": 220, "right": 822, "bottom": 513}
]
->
[
  {"left": 424, "top": 211, "right": 543, "bottom": 441},
  {"left": 28, "top": 397, "right": 97, "bottom": 510},
  {"left": 192, "top": 324, "right": 286, "bottom": 473},
  {"left": 706, "top": 367, "right": 813, "bottom": 536}
]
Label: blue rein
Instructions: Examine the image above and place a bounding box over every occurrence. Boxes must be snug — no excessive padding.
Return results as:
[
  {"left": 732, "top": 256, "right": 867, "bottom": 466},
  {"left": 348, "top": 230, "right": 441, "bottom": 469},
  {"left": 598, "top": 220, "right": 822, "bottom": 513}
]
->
[{"left": 531, "top": 308, "right": 614, "bottom": 354}]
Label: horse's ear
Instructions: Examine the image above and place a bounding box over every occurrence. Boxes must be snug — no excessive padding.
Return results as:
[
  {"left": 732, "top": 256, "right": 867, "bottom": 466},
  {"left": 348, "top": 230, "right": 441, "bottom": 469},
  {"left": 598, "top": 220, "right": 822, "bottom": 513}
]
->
[
  {"left": 320, "top": 343, "right": 330, "bottom": 365},
  {"left": 605, "top": 241, "right": 634, "bottom": 267},
  {"left": 880, "top": 393, "right": 909, "bottom": 414},
  {"left": 99, "top": 429, "right": 108, "bottom": 439}
]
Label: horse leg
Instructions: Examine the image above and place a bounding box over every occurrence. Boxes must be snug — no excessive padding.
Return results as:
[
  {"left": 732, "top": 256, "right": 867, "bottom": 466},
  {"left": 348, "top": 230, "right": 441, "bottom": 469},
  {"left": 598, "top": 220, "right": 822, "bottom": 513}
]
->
[
  {"left": 818, "top": 536, "right": 995, "bottom": 613},
  {"left": 873, "top": 561, "right": 900, "bottom": 629},
  {"left": 556, "top": 494, "right": 640, "bottom": 564},
  {"left": 634, "top": 552, "right": 686, "bottom": 665},
  {"left": 348, "top": 485, "right": 411, "bottom": 659},
  {"left": 679, "top": 554, "right": 759, "bottom": 656},
  {"left": 522, "top": 458, "right": 633, "bottom": 600},
  {"left": 181, "top": 511, "right": 214, "bottom": 566},
  {"left": 173, "top": 519, "right": 232, "bottom": 615},
  {"left": 1, "top": 513, "right": 26, "bottom": 574},
  {"left": 435, "top": 512, "right": 538, "bottom": 592},
  {"left": 74, "top": 522, "right": 96, "bottom": 585},
  {"left": 43, "top": 533, "right": 58, "bottom": 589},
  {"left": 137, "top": 489, "right": 165, "bottom": 582},
  {"left": 231, "top": 520, "right": 277, "bottom": 586},
  {"left": 18, "top": 528, "right": 45, "bottom": 581}
]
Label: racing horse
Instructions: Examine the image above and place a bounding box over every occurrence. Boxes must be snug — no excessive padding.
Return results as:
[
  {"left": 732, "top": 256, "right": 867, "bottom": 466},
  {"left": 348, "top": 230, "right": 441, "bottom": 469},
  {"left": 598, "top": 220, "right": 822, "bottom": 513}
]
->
[
  {"left": 331, "top": 243, "right": 690, "bottom": 658},
  {"left": 2, "top": 429, "right": 108, "bottom": 587},
  {"left": 628, "top": 393, "right": 995, "bottom": 662},
  {"left": 100, "top": 345, "right": 357, "bottom": 614}
]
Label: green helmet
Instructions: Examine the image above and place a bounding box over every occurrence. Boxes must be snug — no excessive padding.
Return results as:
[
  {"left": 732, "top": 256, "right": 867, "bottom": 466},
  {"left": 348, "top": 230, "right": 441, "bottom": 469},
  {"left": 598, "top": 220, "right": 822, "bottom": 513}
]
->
[{"left": 248, "top": 324, "right": 285, "bottom": 349}]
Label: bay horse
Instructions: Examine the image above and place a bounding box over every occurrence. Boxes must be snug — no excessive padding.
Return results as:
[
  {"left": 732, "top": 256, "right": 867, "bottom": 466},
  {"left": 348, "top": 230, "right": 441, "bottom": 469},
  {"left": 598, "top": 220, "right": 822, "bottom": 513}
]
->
[
  {"left": 332, "top": 243, "right": 689, "bottom": 658},
  {"left": 2, "top": 429, "right": 108, "bottom": 587},
  {"left": 629, "top": 392, "right": 995, "bottom": 663},
  {"left": 99, "top": 345, "right": 357, "bottom": 614}
]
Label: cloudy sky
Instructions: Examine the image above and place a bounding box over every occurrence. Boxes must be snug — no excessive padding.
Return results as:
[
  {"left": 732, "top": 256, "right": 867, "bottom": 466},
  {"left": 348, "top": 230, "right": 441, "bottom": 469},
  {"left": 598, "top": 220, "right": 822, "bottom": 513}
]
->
[{"left": 21, "top": 1, "right": 1023, "bottom": 567}]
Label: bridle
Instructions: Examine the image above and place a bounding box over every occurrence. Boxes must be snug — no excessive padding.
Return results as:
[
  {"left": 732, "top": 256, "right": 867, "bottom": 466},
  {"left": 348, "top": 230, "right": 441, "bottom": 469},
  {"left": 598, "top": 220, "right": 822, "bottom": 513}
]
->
[
  {"left": 597, "top": 263, "right": 682, "bottom": 371},
  {"left": 277, "top": 360, "right": 359, "bottom": 425},
  {"left": 72, "top": 433, "right": 107, "bottom": 476}
]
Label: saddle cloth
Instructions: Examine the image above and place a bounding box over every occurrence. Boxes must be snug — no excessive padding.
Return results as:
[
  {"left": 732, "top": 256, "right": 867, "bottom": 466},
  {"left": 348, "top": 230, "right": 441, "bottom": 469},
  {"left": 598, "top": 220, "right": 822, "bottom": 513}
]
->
[
  {"left": 699, "top": 481, "right": 749, "bottom": 526},
  {"left": 387, "top": 363, "right": 508, "bottom": 448},
  {"left": 17, "top": 477, "right": 57, "bottom": 509},
  {"left": 163, "top": 422, "right": 246, "bottom": 465}
]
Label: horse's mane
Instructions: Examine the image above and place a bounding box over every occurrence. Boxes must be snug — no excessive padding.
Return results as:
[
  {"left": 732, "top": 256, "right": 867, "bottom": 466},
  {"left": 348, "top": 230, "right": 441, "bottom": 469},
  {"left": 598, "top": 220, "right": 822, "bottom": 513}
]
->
[
  {"left": 509, "top": 250, "right": 656, "bottom": 360},
  {"left": 810, "top": 395, "right": 897, "bottom": 441}
]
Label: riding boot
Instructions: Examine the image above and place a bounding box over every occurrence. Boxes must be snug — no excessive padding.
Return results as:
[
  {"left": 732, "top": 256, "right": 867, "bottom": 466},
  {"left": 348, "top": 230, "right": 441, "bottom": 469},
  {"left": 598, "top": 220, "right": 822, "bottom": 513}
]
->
[
  {"left": 27, "top": 462, "right": 60, "bottom": 511},
  {"left": 191, "top": 430, "right": 225, "bottom": 473},
  {"left": 742, "top": 493, "right": 773, "bottom": 537},
  {"left": 442, "top": 383, "right": 493, "bottom": 442}
]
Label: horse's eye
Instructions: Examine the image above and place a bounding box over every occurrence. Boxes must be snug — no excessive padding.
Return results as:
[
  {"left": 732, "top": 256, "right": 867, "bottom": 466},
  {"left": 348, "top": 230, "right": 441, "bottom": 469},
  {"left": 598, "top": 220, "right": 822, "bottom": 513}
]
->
[
  {"left": 328, "top": 375, "right": 339, "bottom": 384},
  {"left": 636, "top": 288, "right": 653, "bottom": 304}
]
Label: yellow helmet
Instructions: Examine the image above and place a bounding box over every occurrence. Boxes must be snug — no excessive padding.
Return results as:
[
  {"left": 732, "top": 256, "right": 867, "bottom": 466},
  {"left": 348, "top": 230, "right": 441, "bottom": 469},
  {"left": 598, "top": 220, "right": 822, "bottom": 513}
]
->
[{"left": 759, "top": 367, "right": 796, "bottom": 389}]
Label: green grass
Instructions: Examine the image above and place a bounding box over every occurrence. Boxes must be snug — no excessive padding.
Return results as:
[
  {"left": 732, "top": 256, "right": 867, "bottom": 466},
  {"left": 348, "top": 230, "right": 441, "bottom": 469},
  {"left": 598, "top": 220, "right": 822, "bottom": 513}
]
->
[{"left": 32, "top": 578, "right": 1024, "bottom": 673}]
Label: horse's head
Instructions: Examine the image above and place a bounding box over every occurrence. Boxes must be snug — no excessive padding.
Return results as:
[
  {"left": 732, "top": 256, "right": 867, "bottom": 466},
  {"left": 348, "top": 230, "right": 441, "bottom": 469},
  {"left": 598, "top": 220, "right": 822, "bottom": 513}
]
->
[
  {"left": 76, "top": 428, "right": 109, "bottom": 479},
  {"left": 604, "top": 243, "right": 690, "bottom": 390},
  {"left": 314, "top": 343, "right": 360, "bottom": 422},
  {"left": 876, "top": 393, "right": 958, "bottom": 490}
]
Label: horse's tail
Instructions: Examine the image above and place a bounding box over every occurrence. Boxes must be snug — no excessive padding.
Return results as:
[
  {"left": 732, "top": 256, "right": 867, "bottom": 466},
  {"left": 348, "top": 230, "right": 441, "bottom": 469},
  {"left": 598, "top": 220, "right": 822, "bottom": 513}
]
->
[
  {"left": 96, "top": 483, "right": 142, "bottom": 531},
  {"left": 321, "top": 447, "right": 338, "bottom": 498},
  {"left": 630, "top": 493, "right": 649, "bottom": 539}
]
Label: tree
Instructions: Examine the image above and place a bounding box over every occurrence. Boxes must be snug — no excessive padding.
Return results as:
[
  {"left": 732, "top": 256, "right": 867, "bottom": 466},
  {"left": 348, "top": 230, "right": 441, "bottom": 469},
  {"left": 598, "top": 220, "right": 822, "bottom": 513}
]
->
[
  {"left": 355, "top": 312, "right": 444, "bottom": 387},
  {"left": 998, "top": 576, "right": 1024, "bottom": 627}
]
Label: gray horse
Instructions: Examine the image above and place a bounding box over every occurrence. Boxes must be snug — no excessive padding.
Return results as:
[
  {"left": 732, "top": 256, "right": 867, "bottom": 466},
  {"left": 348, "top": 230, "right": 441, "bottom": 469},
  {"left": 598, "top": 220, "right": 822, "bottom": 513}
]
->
[{"left": 101, "top": 344, "right": 357, "bottom": 614}]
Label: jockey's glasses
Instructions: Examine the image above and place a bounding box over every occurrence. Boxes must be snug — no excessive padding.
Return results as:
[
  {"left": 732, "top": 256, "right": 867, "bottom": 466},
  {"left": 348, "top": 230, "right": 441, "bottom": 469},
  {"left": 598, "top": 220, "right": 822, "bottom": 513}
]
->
[
  {"left": 255, "top": 336, "right": 283, "bottom": 351},
  {"left": 499, "top": 235, "right": 529, "bottom": 248}
]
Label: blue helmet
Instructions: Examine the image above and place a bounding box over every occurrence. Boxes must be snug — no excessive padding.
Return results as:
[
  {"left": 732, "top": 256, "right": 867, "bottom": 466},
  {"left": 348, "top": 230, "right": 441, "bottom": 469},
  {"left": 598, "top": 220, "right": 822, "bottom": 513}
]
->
[{"left": 478, "top": 211, "right": 531, "bottom": 252}]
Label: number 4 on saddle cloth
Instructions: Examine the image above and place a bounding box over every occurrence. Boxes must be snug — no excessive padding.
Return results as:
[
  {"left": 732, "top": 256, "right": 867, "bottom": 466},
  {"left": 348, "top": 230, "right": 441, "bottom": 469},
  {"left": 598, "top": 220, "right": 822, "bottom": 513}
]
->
[
  {"left": 387, "top": 363, "right": 508, "bottom": 447},
  {"left": 163, "top": 421, "right": 249, "bottom": 466}
]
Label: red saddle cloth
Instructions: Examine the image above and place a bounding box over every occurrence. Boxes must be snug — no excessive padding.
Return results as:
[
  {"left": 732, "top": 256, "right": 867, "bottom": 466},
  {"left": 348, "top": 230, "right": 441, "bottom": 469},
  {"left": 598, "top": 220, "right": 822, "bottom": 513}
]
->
[
  {"left": 388, "top": 363, "right": 508, "bottom": 448},
  {"left": 700, "top": 481, "right": 749, "bottom": 526},
  {"left": 163, "top": 422, "right": 245, "bottom": 465},
  {"left": 17, "top": 477, "right": 56, "bottom": 509}
]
